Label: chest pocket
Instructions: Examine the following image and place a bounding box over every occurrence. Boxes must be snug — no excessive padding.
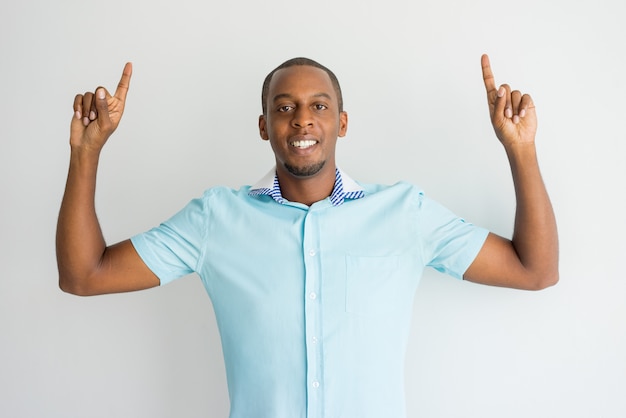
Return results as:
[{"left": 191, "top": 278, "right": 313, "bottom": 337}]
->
[{"left": 345, "top": 255, "right": 414, "bottom": 316}]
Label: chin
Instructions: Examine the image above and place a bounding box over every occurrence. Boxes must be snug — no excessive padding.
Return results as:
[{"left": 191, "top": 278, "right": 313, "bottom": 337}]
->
[{"left": 284, "top": 161, "right": 326, "bottom": 177}]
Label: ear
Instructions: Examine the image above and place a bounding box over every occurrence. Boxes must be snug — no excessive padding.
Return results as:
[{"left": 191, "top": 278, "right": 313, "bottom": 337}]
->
[
  {"left": 338, "top": 111, "right": 348, "bottom": 137},
  {"left": 258, "top": 115, "right": 269, "bottom": 140}
]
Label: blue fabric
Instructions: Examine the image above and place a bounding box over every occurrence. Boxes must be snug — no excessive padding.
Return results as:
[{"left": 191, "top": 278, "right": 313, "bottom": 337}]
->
[{"left": 130, "top": 168, "right": 489, "bottom": 418}]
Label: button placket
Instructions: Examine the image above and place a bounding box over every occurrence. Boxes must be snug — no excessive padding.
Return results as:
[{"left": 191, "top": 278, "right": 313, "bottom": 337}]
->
[{"left": 303, "top": 210, "right": 323, "bottom": 418}]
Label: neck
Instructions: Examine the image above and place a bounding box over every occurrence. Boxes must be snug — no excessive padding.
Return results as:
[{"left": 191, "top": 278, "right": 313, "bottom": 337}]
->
[{"left": 276, "top": 165, "right": 336, "bottom": 206}]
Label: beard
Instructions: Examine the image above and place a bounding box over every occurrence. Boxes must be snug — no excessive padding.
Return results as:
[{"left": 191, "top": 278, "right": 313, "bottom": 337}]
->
[{"left": 284, "top": 160, "right": 326, "bottom": 177}]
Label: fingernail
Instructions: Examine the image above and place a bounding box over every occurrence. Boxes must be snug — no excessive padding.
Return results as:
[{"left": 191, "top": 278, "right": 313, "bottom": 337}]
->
[
  {"left": 97, "top": 88, "right": 105, "bottom": 99},
  {"left": 519, "top": 109, "right": 526, "bottom": 117},
  {"left": 75, "top": 111, "right": 81, "bottom": 120},
  {"left": 83, "top": 117, "right": 90, "bottom": 126},
  {"left": 498, "top": 87, "right": 505, "bottom": 97},
  {"left": 513, "top": 115, "right": 520, "bottom": 124},
  {"left": 505, "top": 108, "right": 513, "bottom": 118},
  {"left": 89, "top": 111, "right": 96, "bottom": 120}
]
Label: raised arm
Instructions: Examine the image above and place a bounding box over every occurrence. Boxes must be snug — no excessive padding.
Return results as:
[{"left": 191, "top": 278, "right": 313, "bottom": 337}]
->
[
  {"left": 56, "top": 63, "right": 160, "bottom": 296},
  {"left": 463, "top": 54, "right": 559, "bottom": 290}
]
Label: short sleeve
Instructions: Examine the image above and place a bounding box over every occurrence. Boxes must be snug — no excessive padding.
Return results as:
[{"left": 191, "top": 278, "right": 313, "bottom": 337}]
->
[
  {"left": 417, "top": 193, "right": 489, "bottom": 279},
  {"left": 130, "top": 193, "right": 207, "bottom": 285}
]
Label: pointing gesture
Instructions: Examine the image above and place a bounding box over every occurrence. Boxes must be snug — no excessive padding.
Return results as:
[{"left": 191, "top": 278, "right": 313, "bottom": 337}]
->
[
  {"left": 465, "top": 55, "right": 558, "bottom": 291},
  {"left": 70, "top": 63, "right": 133, "bottom": 152},
  {"left": 58, "top": 60, "right": 161, "bottom": 297},
  {"left": 481, "top": 54, "right": 537, "bottom": 147}
]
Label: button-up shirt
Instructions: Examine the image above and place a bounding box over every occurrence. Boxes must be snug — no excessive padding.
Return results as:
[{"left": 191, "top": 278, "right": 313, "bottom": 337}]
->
[{"left": 131, "top": 167, "right": 489, "bottom": 418}]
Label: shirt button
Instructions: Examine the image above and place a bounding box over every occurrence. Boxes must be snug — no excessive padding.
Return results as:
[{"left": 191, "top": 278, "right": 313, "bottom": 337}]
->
[
  {"left": 309, "top": 292, "right": 317, "bottom": 300},
  {"left": 312, "top": 381, "right": 320, "bottom": 388},
  {"left": 312, "top": 337, "right": 318, "bottom": 345},
  {"left": 309, "top": 249, "right": 316, "bottom": 257}
]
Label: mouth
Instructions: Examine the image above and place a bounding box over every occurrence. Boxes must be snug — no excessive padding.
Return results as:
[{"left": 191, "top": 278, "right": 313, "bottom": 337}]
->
[{"left": 290, "top": 139, "right": 318, "bottom": 149}]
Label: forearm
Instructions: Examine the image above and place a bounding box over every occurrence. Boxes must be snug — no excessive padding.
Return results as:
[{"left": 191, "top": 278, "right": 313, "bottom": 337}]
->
[
  {"left": 506, "top": 142, "right": 559, "bottom": 285},
  {"left": 56, "top": 148, "right": 107, "bottom": 293}
]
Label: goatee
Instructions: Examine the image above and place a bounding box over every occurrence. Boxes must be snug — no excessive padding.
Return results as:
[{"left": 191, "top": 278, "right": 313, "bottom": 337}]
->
[{"left": 284, "top": 161, "right": 326, "bottom": 177}]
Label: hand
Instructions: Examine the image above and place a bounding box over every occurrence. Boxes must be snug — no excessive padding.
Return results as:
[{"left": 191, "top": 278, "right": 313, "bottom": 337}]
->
[
  {"left": 70, "top": 63, "right": 133, "bottom": 152},
  {"left": 481, "top": 54, "right": 536, "bottom": 147}
]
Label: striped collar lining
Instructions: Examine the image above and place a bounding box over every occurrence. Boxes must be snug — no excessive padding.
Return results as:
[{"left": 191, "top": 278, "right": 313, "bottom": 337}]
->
[{"left": 249, "top": 167, "right": 365, "bottom": 206}]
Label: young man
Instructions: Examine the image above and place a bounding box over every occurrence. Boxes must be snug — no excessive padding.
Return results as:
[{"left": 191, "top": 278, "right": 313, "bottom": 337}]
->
[{"left": 57, "top": 55, "right": 558, "bottom": 417}]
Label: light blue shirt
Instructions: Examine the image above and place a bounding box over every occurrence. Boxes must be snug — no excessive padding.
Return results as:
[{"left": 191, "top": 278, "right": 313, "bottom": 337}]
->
[{"left": 131, "top": 168, "right": 489, "bottom": 418}]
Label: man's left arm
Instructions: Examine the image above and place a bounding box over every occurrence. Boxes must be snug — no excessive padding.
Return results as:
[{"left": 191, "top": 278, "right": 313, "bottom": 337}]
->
[{"left": 463, "top": 55, "right": 559, "bottom": 290}]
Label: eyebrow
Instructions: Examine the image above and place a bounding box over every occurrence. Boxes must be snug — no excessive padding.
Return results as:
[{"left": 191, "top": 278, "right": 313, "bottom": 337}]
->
[{"left": 272, "top": 92, "right": 333, "bottom": 103}]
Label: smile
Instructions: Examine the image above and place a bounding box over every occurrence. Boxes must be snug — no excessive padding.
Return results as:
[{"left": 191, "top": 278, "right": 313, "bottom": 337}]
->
[{"left": 290, "top": 140, "right": 317, "bottom": 149}]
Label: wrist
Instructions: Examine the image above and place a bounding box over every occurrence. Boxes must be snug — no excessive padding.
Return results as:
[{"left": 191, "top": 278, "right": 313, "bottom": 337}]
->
[
  {"left": 70, "top": 141, "right": 103, "bottom": 157},
  {"left": 503, "top": 141, "right": 537, "bottom": 158},
  {"left": 503, "top": 142, "right": 541, "bottom": 177},
  {"left": 69, "top": 144, "right": 103, "bottom": 171}
]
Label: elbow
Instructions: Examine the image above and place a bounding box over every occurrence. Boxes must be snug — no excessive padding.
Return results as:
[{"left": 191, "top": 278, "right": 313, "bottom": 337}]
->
[
  {"left": 58, "top": 274, "right": 95, "bottom": 297},
  {"left": 527, "top": 270, "right": 559, "bottom": 291}
]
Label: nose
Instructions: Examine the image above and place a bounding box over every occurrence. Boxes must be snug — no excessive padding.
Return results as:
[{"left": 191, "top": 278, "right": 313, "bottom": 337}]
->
[{"left": 291, "top": 107, "right": 313, "bottom": 129}]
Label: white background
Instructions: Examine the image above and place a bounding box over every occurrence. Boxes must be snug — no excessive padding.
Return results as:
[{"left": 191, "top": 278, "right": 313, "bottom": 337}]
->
[{"left": 1, "top": 0, "right": 625, "bottom": 417}]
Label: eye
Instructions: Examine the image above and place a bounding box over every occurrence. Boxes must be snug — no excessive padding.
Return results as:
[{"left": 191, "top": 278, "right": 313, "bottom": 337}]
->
[
  {"left": 314, "top": 104, "right": 328, "bottom": 111},
  {"left": 277, "top": 105, "right": 294, "bottom": 112}
]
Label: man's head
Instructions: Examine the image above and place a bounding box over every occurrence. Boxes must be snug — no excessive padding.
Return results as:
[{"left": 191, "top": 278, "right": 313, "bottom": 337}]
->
[
  {"left": 261, "top": 57, "right": 343, "bottom": 116},
  {"left": 258, "top": 59, "right": 348, "bottom": 182}
]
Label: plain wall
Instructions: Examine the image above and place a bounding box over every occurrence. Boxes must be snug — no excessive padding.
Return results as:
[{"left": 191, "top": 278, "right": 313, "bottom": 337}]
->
[{"left": 1, "top": 0, "right": 625, "bottom": 417}]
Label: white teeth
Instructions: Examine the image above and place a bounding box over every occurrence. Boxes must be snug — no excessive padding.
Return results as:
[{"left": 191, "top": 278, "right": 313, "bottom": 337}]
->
[{"left": 291, "top": 140, "right": 317, "bottom": 149}]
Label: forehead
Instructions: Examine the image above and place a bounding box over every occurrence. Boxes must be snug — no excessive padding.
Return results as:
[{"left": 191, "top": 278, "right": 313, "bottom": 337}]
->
[{"left": 268, "top": 65, "right": 337, "bottom": 102}]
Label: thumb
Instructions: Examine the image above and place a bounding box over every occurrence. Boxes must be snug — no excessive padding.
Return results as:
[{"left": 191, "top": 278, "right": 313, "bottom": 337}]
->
[{"left": 95, "top": 87, "right": 113, "bottom": 132}]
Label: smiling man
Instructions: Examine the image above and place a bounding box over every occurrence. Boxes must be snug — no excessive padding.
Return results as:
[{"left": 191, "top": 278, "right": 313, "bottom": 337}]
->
[{"left": 57, "top": 56, "right": 558, "bottom": 418}]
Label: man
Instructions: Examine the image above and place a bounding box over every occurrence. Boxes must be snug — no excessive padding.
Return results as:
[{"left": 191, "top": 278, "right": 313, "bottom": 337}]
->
[{"left": 57, "top": 55, "right": 558, "bottom": 417}]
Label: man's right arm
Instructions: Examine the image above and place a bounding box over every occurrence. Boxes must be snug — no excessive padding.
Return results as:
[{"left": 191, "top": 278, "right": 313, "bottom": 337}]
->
[{"left": 56, "top": 63, "right": 160, "bottom": 296}]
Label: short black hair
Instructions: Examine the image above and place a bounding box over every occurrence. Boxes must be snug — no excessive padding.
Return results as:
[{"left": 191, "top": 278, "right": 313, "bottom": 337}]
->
[{"left": 261, "top": 57, "right": 343, "bottom": 115}]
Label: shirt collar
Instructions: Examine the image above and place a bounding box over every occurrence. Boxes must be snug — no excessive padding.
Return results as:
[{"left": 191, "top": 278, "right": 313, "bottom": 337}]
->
[{"left": 249, "top": 167, "right": 365, "bottom": 206}]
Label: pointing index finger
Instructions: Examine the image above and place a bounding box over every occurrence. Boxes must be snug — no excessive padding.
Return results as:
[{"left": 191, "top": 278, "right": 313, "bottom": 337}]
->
[
  {"left": 114, "top": 62, "right": 133, "bottom": 101},
  {"left": 481, "top": 54, "right": 497, "bottom": 96}
]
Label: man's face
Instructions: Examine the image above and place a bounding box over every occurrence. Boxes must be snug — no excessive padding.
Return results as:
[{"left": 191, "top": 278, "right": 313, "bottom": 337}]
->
[{"left": 259, "top": 65, "right": 347, "bottom": 179}]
